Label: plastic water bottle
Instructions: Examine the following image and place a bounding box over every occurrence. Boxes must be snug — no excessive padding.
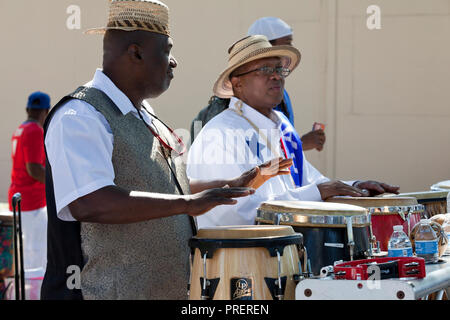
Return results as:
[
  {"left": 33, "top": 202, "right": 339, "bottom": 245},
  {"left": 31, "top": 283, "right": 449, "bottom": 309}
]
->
[
  {"left": 443, "top": 214, "right": 450, "bottom": 253},
  {"left": 388, "top": 225, "right": 413, "bottom": 257},
  {"left": 414, "top": 219, "right": 439, "bottom": 263}
]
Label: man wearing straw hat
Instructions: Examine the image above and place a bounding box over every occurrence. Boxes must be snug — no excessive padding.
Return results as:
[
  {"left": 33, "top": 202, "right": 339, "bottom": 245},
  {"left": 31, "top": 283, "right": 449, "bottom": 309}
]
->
[
  {"left": 187, "top": 35, "right": 400, "bottom": 228},
  {"left": 190, "top": 17, "right": 326, "bottom": 153},
  {"left": 41, "top": 0, "right": 297, "bottom": 300}
]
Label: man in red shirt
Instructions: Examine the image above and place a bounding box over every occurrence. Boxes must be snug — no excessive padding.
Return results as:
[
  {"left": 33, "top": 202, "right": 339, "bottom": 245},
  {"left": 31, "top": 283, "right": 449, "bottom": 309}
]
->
[{"left": 8, "top": 91, "right": 50, "bottom": 288}]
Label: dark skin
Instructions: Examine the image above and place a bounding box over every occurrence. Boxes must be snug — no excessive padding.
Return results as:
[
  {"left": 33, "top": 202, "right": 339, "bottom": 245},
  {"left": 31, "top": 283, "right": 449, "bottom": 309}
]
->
[
  {"left": 230, "top": 57, "right": 400, "bottom": 199},
  {"left": 270, "top": 35, "right": 326, "bottom": 152},
  {"left": 25, "top": 108, "right": 48, "bottom": 184},
  {"left": 69, "top": 30, "right": 293, "bottom": 224}
]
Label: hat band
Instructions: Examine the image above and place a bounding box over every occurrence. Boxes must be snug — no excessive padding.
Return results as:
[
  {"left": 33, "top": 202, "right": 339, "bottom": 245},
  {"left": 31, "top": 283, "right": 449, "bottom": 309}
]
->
[
  {"left": 228, "top": 38, "right": 271, "bottom": 62},
  {"left": 229, "top": 47, "right": 292, "bottom": 70},
  {"left": 107, "top": 20, "right": 169, "bottom": 35}
]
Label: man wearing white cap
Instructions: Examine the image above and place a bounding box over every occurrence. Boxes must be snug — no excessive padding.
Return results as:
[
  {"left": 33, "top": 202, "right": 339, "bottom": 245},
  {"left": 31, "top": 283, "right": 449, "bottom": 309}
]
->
[
  {"left": 191, "top": 17, "right": 326, "bottom": 153},
  {"left": 187, "top": 35, "right": 400, "bottom": 228}
]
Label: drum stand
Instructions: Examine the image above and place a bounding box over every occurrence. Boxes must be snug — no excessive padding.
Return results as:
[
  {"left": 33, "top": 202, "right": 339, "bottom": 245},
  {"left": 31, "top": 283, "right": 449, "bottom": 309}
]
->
[{"left": 11, "top": 193, "right": 25, "bottom": 301}]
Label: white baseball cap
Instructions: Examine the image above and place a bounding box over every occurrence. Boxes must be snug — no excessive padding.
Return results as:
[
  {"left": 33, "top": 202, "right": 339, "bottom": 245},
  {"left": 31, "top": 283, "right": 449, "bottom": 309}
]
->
[{"left": 247, "top": 17, "right": 293, "bottom": 41}]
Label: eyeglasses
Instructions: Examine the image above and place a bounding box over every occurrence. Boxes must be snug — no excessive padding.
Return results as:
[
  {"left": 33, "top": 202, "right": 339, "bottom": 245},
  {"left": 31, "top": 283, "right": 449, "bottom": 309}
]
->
[{"left": 232, "top": 66, "right": 291, "bottom": 78}]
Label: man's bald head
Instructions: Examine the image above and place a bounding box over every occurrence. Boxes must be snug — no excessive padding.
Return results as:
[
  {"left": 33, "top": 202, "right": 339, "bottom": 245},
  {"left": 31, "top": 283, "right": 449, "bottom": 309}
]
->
[
  {"left": 103, "top": 30, "right": 166, "bottom": 64},
  {"left": 102, "top": 30, "right": 177, "bottom": 103}
]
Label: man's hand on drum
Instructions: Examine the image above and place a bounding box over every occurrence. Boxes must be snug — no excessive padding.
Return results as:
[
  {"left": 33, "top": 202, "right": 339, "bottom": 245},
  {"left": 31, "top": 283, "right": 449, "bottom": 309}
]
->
[
  {"left": 228, "top": 157, "right": 294, "bottom": 190},
  {"left": 353, "top": 180, "right": 400, "bottom": 197},
  {"left": 185, "top": 187, "right": 255, "bottom": 217},
  {"left": 301, "top": 130, "right": 326, "bottom": 151},
  {"left": 317, "top": 181, "right": 370, "bottom": 200}
]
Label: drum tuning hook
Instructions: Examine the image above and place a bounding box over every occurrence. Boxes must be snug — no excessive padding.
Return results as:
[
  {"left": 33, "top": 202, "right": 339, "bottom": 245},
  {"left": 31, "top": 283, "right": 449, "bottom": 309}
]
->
[{"left": 200, "top": 252, "right": 220, "bottom": 300}]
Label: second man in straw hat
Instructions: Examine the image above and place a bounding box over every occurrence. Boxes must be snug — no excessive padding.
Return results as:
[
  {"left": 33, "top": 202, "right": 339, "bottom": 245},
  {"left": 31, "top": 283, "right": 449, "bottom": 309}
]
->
[{"left": 187, "top": 35, "right": 400, "bottom": 229}]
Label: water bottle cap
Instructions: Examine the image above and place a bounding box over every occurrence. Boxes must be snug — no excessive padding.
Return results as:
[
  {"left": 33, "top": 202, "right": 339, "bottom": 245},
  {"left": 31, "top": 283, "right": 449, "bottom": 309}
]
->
[{"left": 393, "top": 225, "right": 403, "bottom": 231}]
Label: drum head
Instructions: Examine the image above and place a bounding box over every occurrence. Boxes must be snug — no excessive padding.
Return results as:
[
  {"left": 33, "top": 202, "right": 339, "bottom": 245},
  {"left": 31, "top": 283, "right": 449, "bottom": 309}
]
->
[
  {"left": 384, "top": 191, "right": 448, "bottom": 201},
  {"left": 431, "top": 180, "right": 450, "bottom": 191},
  {"left": 190, "top": 225, "right": 302, "bottom": 259},
  {"left": 195, "top": 225, "right": 296, "bottom": 239},
  {"left": 259, "top": 200, "right": 368, "bottom": 216},
  {"left": 257, "top": 201, "right": 369, "bottom": 228},
  {"left": 327, "top": 196, "right": 418, "bottom": 207}
]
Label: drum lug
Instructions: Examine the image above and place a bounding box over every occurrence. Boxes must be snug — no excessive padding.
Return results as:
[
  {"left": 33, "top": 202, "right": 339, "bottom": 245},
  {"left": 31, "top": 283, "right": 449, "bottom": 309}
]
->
[
  {"left": 346, "top": 217, "right": 355, "bottom": 261},
  {"left": 398, "top": 208, "right": 406, "bottom": 221},
  {"left": 293, "top": 273, "right": 305, "bottom": 284},
  {"left": 264, "top": 277, "right": 287, "bottom": 300},
  {"left": 200, "top": 277, "right": 220, "bottom": 300},
  {"left": 348, "top": 242, "right": 355, "bottom": 261},
  {"left": 273, "top": 213, "right": 282, "bottom": 225}
]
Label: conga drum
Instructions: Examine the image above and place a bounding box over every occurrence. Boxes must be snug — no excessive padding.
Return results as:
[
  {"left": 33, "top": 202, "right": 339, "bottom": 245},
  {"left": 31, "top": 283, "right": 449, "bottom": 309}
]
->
[
  {"left": 431, "top": 180, "right": 450, "bottom": 192},
  {"left": 383, "top": 191, "right": 448, "bottom": 218},
  {"left": 326, "top": 197, "right": 424, "bottom": 252},
  {"left": 0, "top": 213, "right": 14, "bottom": 279},
  {"left": 189, "top": 226, "right": 303, "bottom": 300},
  {"left": 256, "top": 201, "right": 371, "bottom": 276}
]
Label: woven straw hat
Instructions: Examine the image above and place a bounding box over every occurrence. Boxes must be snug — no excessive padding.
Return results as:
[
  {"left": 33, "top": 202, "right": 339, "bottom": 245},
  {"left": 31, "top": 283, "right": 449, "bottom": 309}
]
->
[
  {"left": 213, "top": 35, "right": 301, "bottom": 99},
  {"left": 85, "top": 0, "right": 170, "bottom": 37}
]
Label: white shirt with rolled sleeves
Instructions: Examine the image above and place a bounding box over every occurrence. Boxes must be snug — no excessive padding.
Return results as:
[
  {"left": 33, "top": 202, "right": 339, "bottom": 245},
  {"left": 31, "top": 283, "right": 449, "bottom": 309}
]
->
[
  {"left": 186, "top": 97, "right": 355, "bottom": 228},
  {"left": 45, "top": 69, "right": 156, "bottom": 222}
]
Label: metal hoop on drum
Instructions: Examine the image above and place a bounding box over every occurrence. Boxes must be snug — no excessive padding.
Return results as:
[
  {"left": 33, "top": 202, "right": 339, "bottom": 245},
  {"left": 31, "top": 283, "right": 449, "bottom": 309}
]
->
[{"left": 264, "top": 212, "right": 309, "bottom": 278}]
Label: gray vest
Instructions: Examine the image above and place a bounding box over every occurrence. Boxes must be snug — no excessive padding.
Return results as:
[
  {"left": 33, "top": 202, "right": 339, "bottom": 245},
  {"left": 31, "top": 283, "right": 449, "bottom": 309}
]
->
[{"left": 72, "top": 87, "right": 193, "bottom": 300}]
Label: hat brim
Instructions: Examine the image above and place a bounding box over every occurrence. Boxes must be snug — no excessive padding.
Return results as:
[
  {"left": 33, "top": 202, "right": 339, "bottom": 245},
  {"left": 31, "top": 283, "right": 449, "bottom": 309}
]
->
[
  {"left": 213, "top": 45, "right": 301, "bottom": 99},
  {"left": 84, "top": 26, "right": 170, "bottom": 37}
]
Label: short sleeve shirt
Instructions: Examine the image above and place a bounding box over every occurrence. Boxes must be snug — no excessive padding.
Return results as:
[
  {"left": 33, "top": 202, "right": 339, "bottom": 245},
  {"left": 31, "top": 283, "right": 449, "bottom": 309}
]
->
[{"left": 8, "top": 121, "right": 46, "bottom": 211}]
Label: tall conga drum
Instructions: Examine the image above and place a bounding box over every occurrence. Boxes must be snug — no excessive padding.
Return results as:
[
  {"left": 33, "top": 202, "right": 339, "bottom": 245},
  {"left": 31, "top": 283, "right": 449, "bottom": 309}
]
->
[
  {"left": 326, "top": 197, "right": 424, "bottom": 252},
  {"left": 383, "top": 191, "right": 448, "bottom": 218},
  {"left": 256, "top": 201, "right": 371, "bottom": 276},
  {"left": 189, "top": 226, "right": 303, "bottom": 300}
]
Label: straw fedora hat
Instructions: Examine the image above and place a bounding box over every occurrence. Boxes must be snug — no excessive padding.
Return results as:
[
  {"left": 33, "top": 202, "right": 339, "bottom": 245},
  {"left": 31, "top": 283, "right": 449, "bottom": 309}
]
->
[
  {"left": 213, "top": 35, "right": 301, "bottom": 99},
  {"left": 85, "top": 0, "right": 170, "bottom": 37}
]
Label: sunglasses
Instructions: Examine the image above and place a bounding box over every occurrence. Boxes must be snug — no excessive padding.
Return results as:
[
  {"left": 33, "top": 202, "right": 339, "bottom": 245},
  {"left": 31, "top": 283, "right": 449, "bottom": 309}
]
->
[{"left": 232, "top": 66, "right": 291, "bottom": 78}]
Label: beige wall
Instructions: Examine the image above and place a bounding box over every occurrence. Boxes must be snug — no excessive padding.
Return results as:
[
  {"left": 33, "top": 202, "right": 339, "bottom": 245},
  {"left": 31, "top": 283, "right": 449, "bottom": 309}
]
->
[{"left": 1, "top": 0, "right": 449, "bottom": 202}]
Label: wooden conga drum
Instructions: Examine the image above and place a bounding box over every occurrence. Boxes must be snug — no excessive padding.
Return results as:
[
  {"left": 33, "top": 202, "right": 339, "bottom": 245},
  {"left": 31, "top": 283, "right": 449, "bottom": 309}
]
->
[
  {"left": 327, "top": 197, "right": 424, "bottom": 252},
  {"left": 256, "top": 201, "right": 371, "bottom": 276},
  {"left": 383, "top": 191, "right": 448, "bottom": 218},
  {"left": 189, "top": 226, "right": 303, "bottom": 300}
]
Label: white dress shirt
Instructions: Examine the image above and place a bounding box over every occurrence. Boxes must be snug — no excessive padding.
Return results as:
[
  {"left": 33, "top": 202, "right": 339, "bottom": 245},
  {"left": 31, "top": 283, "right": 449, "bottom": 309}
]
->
[
  {"left": 187, "top": 97, "right": 349, "bottom": 228},
  {"left": 45, "top": 69, "right": 155, "bottom": 221}
]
